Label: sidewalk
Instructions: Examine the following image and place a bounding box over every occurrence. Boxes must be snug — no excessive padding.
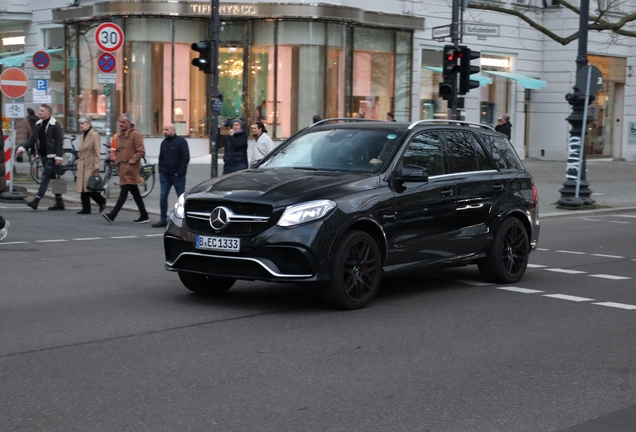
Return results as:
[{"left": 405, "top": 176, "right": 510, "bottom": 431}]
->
[{"left": 9, "top": 157, "right": 636, "bottom": 219}]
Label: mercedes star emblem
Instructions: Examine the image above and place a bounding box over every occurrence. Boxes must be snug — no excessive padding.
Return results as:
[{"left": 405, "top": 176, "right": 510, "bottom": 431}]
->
[{"left": 209, "top": 206, "right": 231, "bottom": 230}]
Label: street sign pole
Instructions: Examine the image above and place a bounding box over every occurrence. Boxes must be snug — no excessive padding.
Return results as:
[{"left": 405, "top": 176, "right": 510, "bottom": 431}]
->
[
  {"left": 450, "top": 0, "right": 461, "bottom": 119},
  {"left": 209, "top": 0, "right": 220, "bottom": 178}
]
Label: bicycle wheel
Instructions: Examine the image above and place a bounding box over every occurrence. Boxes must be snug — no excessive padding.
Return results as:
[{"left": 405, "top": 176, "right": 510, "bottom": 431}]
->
[
  {"left": 101, "top": 165, "right": 113, "bottom": 200},
  {"left": 30, "top": 157, "right": 43, "bottom": 184},
  {"left": 139, "top": 171, "right": 155, "bottom": 198}
]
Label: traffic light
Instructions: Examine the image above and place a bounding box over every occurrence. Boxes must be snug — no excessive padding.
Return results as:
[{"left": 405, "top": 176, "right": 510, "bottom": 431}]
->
[
  {"left": 459, "top": 46, "right": 481, "bottom": 95},
  {"left": 439, "top": 45, "right": 461, "bottom": 101},
  {"left": 191, "top": 40, "right": 212, "bottom": 74}
]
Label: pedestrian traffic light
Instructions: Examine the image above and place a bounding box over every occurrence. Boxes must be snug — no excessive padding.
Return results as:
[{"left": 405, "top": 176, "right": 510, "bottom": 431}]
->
[
  {"left": 459, "top": 46, "right": 481, "bottom": 95},
  {"left": 191, "top": 40, "right": 212, "bottom": 74},
  {"left": 439, "top": 45, "right": 461, "bottom": 101}
]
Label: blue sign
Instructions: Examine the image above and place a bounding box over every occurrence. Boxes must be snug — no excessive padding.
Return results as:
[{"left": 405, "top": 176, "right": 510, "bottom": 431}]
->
[
  {"left": 98, "top": 53, "right": 116, "bottom": 74},
  {"left": 36, "top": 80, "right": 48, "bottom": 91}
]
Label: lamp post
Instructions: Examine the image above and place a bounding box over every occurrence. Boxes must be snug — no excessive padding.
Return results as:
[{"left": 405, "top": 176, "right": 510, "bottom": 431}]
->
[
  {"left": 209, "top": 0, "right": 221, "bottom": 178},
  {"left": 557, "top": 0, "right": 595, "bottom": 209}
]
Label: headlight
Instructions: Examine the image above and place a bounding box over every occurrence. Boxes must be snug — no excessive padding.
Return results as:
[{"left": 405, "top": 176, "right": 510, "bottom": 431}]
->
[
  {"left": 277, "top": 200, "right": 336, "bottom": 227},
  {"left": 173, "top": 193, "right": 185, "bottom": 219}
]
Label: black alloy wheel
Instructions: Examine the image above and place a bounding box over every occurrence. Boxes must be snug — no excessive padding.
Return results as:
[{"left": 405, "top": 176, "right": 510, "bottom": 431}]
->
[
  {"left": 478, "top": 217, "right": 529, "bottom": 283},
  {"left": 178, "top": 272, "right": 236, "bottom": 295},
  {"left": 324, "top": 230, "right": 381, "bottom": 310}
]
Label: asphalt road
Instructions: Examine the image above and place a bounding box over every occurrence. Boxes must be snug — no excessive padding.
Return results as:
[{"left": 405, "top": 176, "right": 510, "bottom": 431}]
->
[{"left": 2, "top": 202, "right": 636, "bottom": 432}]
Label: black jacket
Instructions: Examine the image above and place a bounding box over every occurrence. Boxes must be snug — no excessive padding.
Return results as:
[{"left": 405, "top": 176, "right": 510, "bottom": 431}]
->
[
  {"left": 158, "top": 134, "right": 190, "bottom": 177},
  {"left": 23, "top": 117, "right": 63, "bottom": 160},
  {"left": 223, "top": 129, "right": 248, "bottom": 174},
  {"left": 495, "top": 122, "right": 512, "bottom": 140}
]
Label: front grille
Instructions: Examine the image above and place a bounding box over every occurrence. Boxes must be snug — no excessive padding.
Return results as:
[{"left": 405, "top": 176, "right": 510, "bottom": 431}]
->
[
  {"left": 173, "top": 254, "right": 272, "bottom": 279},
  {"left": 185, "top": 200, "right": 273, "bottom": 236}
]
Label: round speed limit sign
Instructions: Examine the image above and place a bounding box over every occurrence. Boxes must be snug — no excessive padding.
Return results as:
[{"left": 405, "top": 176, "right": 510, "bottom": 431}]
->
[{"left": 95, "top": 23, "right": 124, "bottom": 53}]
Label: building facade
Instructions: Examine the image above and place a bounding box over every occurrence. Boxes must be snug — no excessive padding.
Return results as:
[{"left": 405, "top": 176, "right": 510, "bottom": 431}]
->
[{"left": 1, "top": 0, "right": 635, "bottom": 162}]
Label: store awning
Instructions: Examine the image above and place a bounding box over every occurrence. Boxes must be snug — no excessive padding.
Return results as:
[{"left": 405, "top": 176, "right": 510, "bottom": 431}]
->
[
  {"left": 0, "top": 48, "right": 63, "bottom": 67},
  {"left": 482, "top": 71, "right": 547, "bottom": 89},
  {"left": 422, "top": 66, "right": 492, "bottom": 87}
]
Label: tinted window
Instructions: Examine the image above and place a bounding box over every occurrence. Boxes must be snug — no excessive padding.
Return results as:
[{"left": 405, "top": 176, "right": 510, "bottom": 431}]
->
[
  {"left": 479, "top": 134, "right": 524, "bottom": 170},
  {"left": 402, "top": 131, "right": 445, "bottom": 176},
  {"left": 444, "top": 131, "right": 479, "bottom": 173},
  {"left": 260, "top": 128, "right": 403, "bottom": 173},
  {"left": 468, "top": 133, "right": 497, "bottom": 171}
]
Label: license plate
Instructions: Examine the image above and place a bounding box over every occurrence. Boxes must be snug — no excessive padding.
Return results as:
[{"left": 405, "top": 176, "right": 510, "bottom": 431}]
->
[{"left": 195, "top": 235, "right": 240, "bottom": 252}]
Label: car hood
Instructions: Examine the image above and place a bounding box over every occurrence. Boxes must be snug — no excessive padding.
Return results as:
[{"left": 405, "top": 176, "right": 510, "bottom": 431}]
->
[{"left": 186, "top": 168, "right": 378, "bottom": 206}]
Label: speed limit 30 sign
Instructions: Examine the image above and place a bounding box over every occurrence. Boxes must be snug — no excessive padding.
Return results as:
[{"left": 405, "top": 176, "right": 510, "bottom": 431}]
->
[{"left": 95, "top": 23, "right": 124, "bottom": 53}]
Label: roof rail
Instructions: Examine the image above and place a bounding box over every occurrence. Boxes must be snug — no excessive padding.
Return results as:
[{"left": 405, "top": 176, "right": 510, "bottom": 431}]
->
[
  {"left": 407, "top": 119, "right": 495, "bottom": 131},
  {"left": 310, "top": 118, "right": 377, "bottom": 128}
]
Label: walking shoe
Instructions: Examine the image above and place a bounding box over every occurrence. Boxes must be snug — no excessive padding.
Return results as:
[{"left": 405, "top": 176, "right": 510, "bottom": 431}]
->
[
  {"left": 0, "top": 221, "right": 9, "bottom": 241},
  {"left": 103, "top": 213, "right": 114, "bottom": 224},
  {"left": 48, "top": 201, "right": 65, "bottom": 211},
  {"left": 77, "top": 210, "right": 91, "bottom": 214},
  {"left": 151, "top": 220, "right": 167, "bottom": 228},
  {"left": 133, "top": 215, "right": 150, "bottom": 224},
  {"left": 26, "top": 198, "right": 40, "bottom": 210},
  {"left": 98, "top": 203, "right": 106, "bottom": 213}
]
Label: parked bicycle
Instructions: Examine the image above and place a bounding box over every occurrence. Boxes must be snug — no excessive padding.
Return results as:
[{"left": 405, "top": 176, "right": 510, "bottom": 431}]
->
[
  {"left": 101, "top": 143, "right": 155, "bottom": 199},
  {"left": 30, "top": 135, "right": 79, "bottom": 184}
]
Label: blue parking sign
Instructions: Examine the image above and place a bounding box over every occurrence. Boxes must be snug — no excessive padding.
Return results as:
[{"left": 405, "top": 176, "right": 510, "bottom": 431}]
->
[{"left": 36, "top": 80, "right": 48, "bottom": 91}]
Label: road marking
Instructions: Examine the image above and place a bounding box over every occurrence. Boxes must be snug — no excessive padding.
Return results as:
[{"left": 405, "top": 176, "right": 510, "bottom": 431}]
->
[
  {"left": 581, "top": 219, "right": 603, "bottom": 222},
  {"left": 455, "top": 279, "right": 493, "bottom": 286},
  {"left": 110, "top": 236, "right": 138, "bottom": 239},
  {"left": 544, "top": 268, "right": 587, "bottom": 274},
  {"left": 588, "top": 274, "right": 631, "bottom": 280},
  {"left": 537, "top": 248, "right": 550, "bottom": 251},
  {"left": 556, "top": 250, "right": 587, "bottom": 255},
  {"left": 593, "top": 302, "right": 636, "bottom": 310},
  {"left": 0, "top": 241, "right": 28, "bottom": 245},
  {"left": 527, "top": 264, "right": 547, "bottom": 268},
  {"left": 496, "top": 287, "right": 544, "bottom": 294},
  {"left": 609, "top": 221, "right": 630, "bottom": 224},
  {"left": 35, "top": 239, "right": 68, "bottom": 243},
  {"left": 73, "top": 237, "right": 103, "bottom": 241},
  {"left": 590, "top": 254, "right": 624, "bottom": 259},
  {"left": 613, "top": 215, "right": 636, "bottom": 218},
  {"left": 543, "top": 294, "right": 594, "bottom": 302},
  {"left": 145, "top": 234, "right": 164, "bottom": 237}
]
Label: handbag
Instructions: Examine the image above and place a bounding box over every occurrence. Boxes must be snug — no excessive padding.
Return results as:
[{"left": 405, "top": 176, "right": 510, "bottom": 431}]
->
[
  {"left": 87, "top": 171, "right": 104, "bottom": 192},
  {"left": 50, "top": 167, "right": 67, "bottom": 195}
]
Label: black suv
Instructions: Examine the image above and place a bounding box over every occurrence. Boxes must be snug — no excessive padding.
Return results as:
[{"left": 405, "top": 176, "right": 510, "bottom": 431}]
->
[{"left": 164, "top": 119, "right": 539, "bottom": 309}]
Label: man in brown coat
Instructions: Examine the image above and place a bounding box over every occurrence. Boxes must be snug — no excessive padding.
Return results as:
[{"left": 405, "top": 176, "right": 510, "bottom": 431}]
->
[{"left": 102, "top": 114, "right": 149, "bottom": 224}]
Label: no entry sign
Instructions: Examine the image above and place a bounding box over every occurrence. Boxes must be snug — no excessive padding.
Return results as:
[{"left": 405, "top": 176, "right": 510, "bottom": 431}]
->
[
  {"left": 32, "top": 51, "right": 51, "bottom": 70},
  {"left": 0, "top": 68, "right": 29, "bottom": 99},
  {"left": 95, "top": 23, "right": 124, "bottom": 53}
]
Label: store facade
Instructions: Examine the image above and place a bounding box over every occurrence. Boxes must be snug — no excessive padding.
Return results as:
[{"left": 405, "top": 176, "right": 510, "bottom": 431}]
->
[{"left": 51, "top": 2, "right": 423, "bottom": 152}]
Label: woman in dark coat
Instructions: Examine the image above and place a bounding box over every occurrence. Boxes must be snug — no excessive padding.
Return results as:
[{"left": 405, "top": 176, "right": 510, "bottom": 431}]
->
[{"left": 223, "top": 118, "right": 248, "bottom": 174}]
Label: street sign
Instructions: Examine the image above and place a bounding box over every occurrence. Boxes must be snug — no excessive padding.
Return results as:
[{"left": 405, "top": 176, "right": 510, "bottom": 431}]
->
[
  {"left": 95, "top": 23, "right": 124, "bottom": 53},
  {"left": 98, "top": 53, "right": 116, "bottom": 73},
  {"left": 464, "top": 23, "right": 500, "bottom": 37},
  {"left": 33, "top": 89, "right": 51, "bottom": 103},
  {"left": 576, "top": 65, "right": 603, "bottom": 95},
  {"left": 32, "top": 51, "right": 51, "bottom": 70},
  {"left": 98, "top": 74, "right": 116, "bottom": 84},
  {"left": 33, "top": 69, "right": 51, "bottom": 79},
  {"left": 0, "top": 68, "right": 29, "bottom": 99},
  {"left": 36, "top": 79, "right": 48, "bottom": 91},
  {"left": 432, "top": 25, "right": 451, "bottom": 40},
  {"left": 4, "top": 103, "right": 25, "bottom": 118}
]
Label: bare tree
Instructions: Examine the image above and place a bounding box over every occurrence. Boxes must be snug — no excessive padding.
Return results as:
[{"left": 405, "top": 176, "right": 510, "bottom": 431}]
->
[{"left": 468, "top": 0, "right": 636, "bottom": 45}]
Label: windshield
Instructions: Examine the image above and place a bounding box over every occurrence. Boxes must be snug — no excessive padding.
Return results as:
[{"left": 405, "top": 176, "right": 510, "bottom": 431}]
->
[{"left": 259, "top": 128, "right": 404, "bottom": 173}]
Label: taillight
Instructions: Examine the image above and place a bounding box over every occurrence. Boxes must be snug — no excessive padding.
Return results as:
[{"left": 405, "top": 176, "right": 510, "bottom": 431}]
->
[{"left": 531, "top": 183, "right": 538, "bottom": 204}]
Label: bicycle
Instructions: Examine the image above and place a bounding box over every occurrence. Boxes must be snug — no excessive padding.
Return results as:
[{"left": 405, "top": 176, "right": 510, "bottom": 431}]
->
[
  {"left": 101, "top": 143, "right": 155, "bottom": 199},
  {"left": 30, "top": 135, "right": 79, "bottom": 184}
]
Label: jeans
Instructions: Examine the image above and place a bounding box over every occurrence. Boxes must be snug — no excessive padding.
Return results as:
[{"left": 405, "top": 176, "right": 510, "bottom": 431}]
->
[
  {"left": 159, "top": 173, "right": 186, "bottom": 221},
  {"left": 37, "top": 158, "right": 63, "bottom": 201}
]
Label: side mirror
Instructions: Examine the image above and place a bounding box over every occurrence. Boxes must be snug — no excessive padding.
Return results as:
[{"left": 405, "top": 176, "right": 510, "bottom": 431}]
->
[
  {"left": 397, "top": 164, "right": 428, "bottom": 182},
  {"left": 250, "top": 159, "right": 261, "bottom": 168}
]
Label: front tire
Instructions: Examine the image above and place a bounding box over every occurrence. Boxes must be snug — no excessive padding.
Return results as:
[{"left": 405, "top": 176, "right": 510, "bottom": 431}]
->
[
  {"left": 178, "top": 272, "right": 236, "bottom": 295},
  {"left": 478, "top": 217, "right": 529, "bottom": 283},
  {"left": 30, "top": 157, "right": 43, "bottom": 184},
  {"left": 322, "top": 230, "right": 381, "bottom": 310}
]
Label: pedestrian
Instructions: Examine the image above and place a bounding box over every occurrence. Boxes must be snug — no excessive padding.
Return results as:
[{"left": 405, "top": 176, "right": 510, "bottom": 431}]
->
[
  {"left": 255, "top": 100, "right": 266, "bottom": 122},
  {"left": 223, "top": 118, "right": 248, "bottom": 175},
  {"left": 152, "top": 123, "right": 190, "bottom": 228},
  {"left": 14, "top": 116, "right": 31, "bottom": 162},
  {"left": 495, "top": 114, "right": 512, "bottom": 139},
  {"left": 312, "top": 114, "right": 322, "bottom": 124},
  {"left": 17, "top": 104, "right": 65, "bottom": 211},
  {"left": 76, "top": 117, "right": 107, "bottom": 214},
  {"left": 250, "top": 121, "right": 274, "bottom": 163},
  {"left": 386, "top": 112, "right": 396, "bottom": 122},
  {"left": 26, "top": 108, "right": 39, "bottom": 132},
  {"left": 102, "top": 114, "right": 150, "bottom": 224},
  {"left": 0, "top": 216, "right": 8, "bottom": 241}
]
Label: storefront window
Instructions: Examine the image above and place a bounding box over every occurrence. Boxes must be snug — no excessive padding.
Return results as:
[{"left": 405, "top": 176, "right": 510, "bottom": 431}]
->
[
  {"left": 420, "top": 49, "right": 448, "bottom": 120},
  {"left": 480, "top": 75, "right": 509, "bottom": 128},
  {"left": 75, "top": 23, "right": 105, "bottom": 133},
  {"left": 326, "top": 23, "right": 346, "bottom": 120},
  {"left": 249, "top": 21, "right": 274, "bottom": 131},
  {"left": 352, "top": 27, "right": 394, "bottom": 120},
  {"left": 394, "top": 31, "right": 412, "bottom": 122}
]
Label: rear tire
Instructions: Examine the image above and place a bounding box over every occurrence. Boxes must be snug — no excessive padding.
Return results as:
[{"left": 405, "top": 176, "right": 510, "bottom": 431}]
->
[
  {"left": 478, "top": 217, "right": 529, "bottom": 283},
  {"left": 322, "top": 230, "right": 381, "bottom": 310},
  {"left": 139, "top": 171, "right": 155, "bottom": 198},
  {"left": 30, "top": 157, "right": 43, "bottom": 184},
  {"left": 178, "top": 272, "right": 236, "bottom": 295}
]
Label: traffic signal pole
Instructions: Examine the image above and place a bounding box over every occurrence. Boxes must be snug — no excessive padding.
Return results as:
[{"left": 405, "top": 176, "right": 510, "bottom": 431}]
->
[
  {"left": 209, "top": 0, "right": 220, "bottom": 178},
  {"left": 450, "top": 0, "right": 461, "bottom": 119}
]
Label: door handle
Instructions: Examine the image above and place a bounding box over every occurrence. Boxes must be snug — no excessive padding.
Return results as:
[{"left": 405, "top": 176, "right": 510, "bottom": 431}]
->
[
  {"left": 493, "top": 183, "right": 504, "bottom": 191},
  {"left": 441, "top": 189, "right": 454, "bottom": 197}
]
